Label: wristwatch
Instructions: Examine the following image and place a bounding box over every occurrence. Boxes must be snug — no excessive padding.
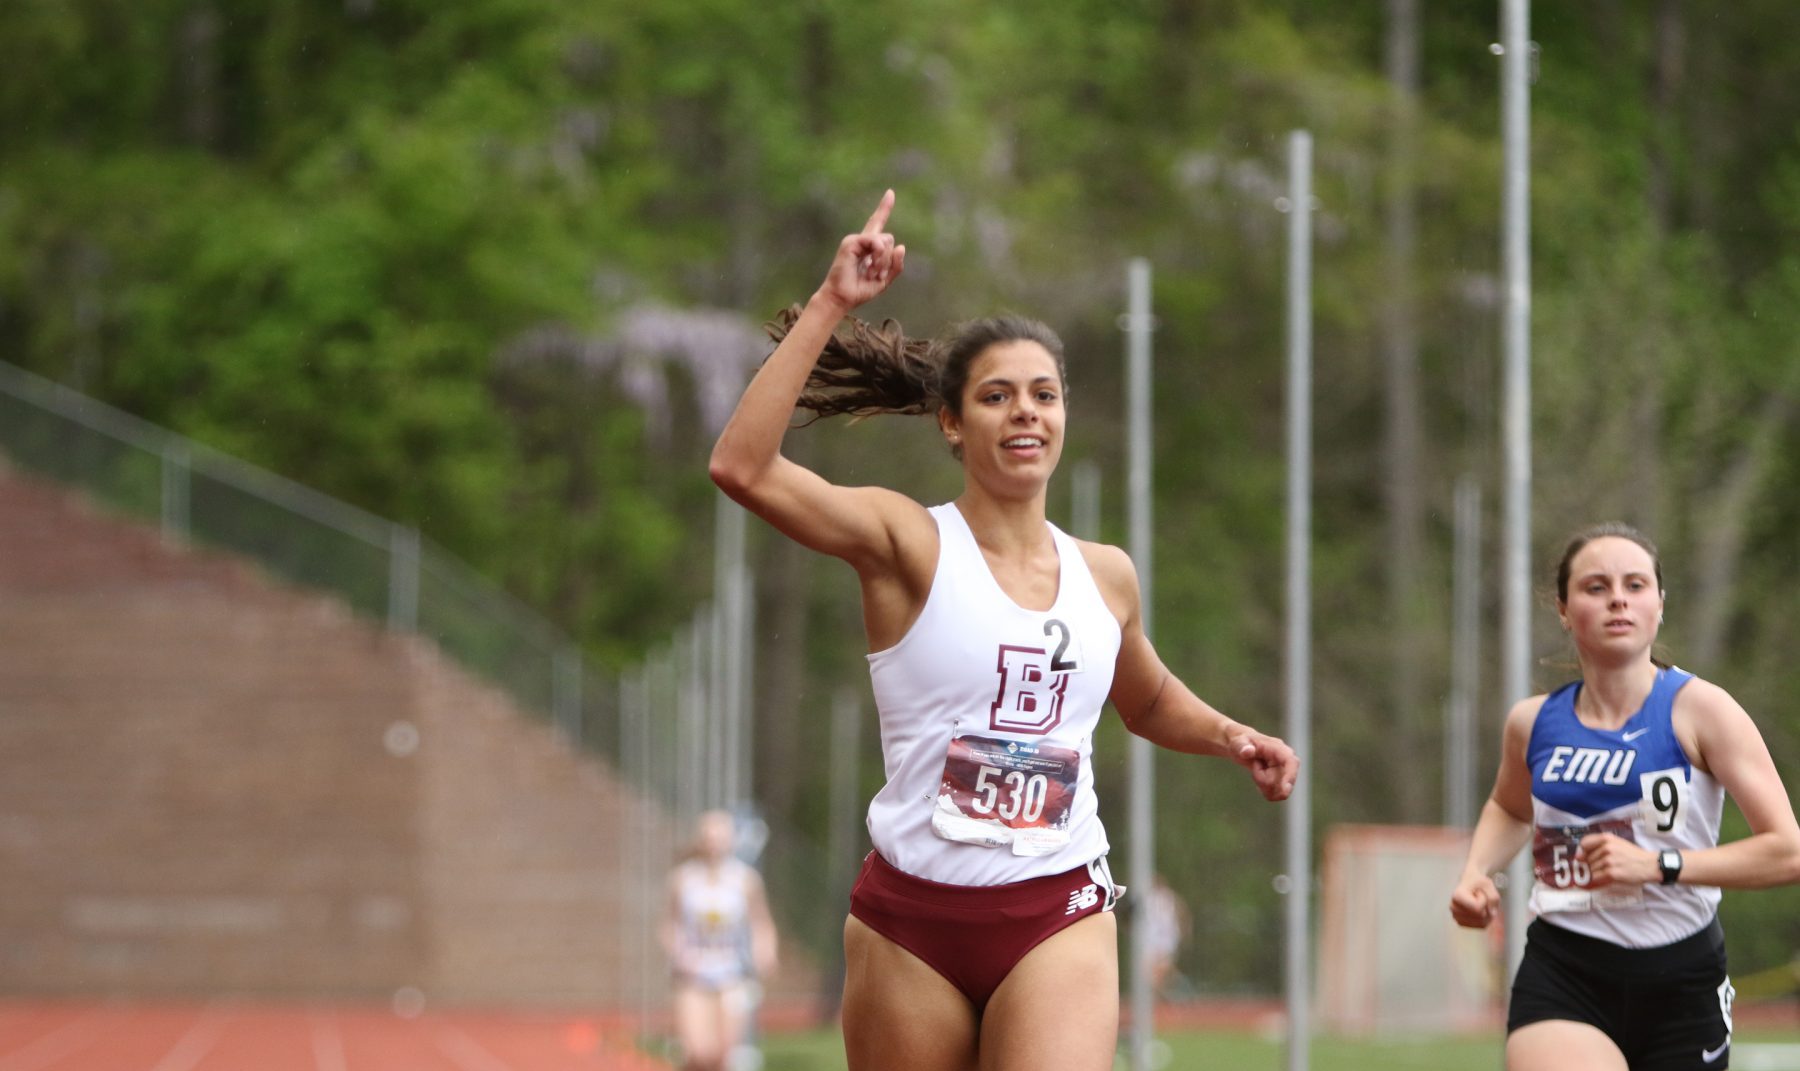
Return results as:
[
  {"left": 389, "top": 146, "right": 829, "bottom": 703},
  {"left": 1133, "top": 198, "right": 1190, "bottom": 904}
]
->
[{"left": 1658, "top": 849, "right": 1684, "bottom": 885}]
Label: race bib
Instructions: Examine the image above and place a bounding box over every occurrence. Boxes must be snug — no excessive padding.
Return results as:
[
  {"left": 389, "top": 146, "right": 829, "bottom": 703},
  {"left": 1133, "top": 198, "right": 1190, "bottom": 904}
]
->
[
  {"left": 1639, "top": 766, "right": 1691, "bottom": 835},
  {"left": 932, "top": 734, "right": 1079, "bottom": 857},
  {"left": 1531, "top": 817, "right": 1645, "bottom": 912}
]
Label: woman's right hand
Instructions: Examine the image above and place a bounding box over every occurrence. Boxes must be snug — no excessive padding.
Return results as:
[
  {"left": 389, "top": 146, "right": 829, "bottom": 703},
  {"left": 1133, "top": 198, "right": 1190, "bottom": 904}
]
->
[
  {"left": 1448, "top": 872, "right": 1501, "bottom": 929},
  {"left": 815, "top": 189, "right": 906, "bottom": 313}
]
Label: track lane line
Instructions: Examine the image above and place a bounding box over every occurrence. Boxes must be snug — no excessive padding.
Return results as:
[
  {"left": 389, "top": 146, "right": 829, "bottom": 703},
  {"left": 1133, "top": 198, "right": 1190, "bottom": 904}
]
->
[
  {"left": 308, "top": 1013, "right": 347, "bottom": 1071},
  {"left": 428, "top": 1022, "right": 516, "bottom": 1071},
  {"left": 0, "top": 1007, "right": 116, "bottom": 1071},
  {"left": 146, "top": 1003, "right": 228, "bottom": 1071}
]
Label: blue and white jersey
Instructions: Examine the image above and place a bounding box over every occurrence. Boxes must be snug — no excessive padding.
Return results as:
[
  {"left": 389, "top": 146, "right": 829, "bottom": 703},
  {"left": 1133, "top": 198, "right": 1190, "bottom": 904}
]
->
[{"left": 1527, "top": 667, "right": 1723, "bottom": 947}]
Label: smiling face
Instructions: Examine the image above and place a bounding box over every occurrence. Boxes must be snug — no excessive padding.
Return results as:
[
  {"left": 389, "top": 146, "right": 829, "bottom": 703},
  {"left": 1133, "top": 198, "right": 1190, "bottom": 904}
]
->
[
  {"left": 939, "top": 340, "right": 1065, "bottom": 497},
  {"left": 1557, "top": 535, "right": 1665, "bottom": 666}
]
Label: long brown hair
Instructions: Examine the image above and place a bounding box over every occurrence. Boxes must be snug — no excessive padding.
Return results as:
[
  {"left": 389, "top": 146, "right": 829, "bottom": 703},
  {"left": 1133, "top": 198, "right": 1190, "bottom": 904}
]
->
[{"left": 766, "top": 305, "right": 1066, "bottom": 425}]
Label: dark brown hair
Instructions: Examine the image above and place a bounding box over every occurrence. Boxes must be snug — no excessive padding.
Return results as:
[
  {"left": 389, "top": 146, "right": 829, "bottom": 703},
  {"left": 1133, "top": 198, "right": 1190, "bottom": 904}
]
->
[{"left": 766, "top": 305, "right": 1066, "bottom": 424}]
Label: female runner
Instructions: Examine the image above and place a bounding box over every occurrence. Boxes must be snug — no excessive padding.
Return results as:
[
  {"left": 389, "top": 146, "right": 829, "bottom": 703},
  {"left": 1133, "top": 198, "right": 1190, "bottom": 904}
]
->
[
  {"left": 1450, "top": 523, "right": 1800, "bottom": 1070},
  {"left": 710, "top": 190, "right": 1297, "bottom": 1070},
  {"left": 662, "top": 810, "right": 779, "bottom": 1071}
]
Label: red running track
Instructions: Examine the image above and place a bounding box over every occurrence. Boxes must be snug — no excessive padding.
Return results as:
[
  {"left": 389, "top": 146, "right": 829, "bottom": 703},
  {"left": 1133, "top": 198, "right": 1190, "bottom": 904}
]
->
[{"left": 0, "top": 1002, "right": 671, "bottom": 1071}]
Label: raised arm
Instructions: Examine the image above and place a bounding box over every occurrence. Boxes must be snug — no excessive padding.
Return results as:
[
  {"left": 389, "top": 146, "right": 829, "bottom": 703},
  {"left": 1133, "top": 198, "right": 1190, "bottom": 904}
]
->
[
  {"left": 709, "top": 191, "right": 919, "bottom": 573},
  {"left": 1088, "top": 542, "right": 1297, "bottom": 802},
  {"left": 1449, "top": 696, "right": 1539, "bottom": 928}
]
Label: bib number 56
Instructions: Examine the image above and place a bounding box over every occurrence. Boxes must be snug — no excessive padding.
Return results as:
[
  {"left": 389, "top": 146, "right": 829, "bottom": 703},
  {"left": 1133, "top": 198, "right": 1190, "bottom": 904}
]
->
[
  {"left": 971, "top": 765, "right": 1050, "bottom": 823},
  {"left": 1551, "top": 843, "right": 1591, "bottom": 888}
]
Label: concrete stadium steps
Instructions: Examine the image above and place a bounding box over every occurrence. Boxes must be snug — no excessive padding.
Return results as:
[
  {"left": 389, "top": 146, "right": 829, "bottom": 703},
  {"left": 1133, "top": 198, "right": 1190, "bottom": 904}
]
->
[{"left": 0, "top": 462, "right": 681, "bottom": 1005}]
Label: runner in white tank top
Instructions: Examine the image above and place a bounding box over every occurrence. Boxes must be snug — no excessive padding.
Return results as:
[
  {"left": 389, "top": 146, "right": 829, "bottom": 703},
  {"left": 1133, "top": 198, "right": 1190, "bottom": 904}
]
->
[
  {"left": 662, "top": 811, "right": 778, "bottom": 1071},
  {"left": 711, "top": 190, "right": 1299, "bottom": 1071},
  {"left": 670, "top": 855, "right": 757, "bottom": 988},
  {"left": 865, "top": 501, "right": 1120, "bottom": 886},
  {"left": 1450, "top": 525, "right": 1800, "bottom": 1071}
]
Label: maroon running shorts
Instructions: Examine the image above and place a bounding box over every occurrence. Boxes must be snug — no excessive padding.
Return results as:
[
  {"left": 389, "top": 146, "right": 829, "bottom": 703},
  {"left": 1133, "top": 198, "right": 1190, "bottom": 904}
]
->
[{"left": 848, "top": 850, "right": 1121, "bottom": 1009}]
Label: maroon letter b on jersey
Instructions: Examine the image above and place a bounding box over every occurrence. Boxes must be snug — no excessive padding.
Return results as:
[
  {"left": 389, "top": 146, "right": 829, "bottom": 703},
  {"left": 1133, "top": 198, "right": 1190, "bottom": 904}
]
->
[{"left": 991, "top": 645, "right": 1068, "bottom": 734}]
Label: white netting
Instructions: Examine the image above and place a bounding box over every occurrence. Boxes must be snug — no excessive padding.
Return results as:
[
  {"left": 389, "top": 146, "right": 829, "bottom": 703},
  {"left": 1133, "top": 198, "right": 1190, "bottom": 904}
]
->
[{"left": 1318, "top": 824, "right": 1502, "bottom": 1035}]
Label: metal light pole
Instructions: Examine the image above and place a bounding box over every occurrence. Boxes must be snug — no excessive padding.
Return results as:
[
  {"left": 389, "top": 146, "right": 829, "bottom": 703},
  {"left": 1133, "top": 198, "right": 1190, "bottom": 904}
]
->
[
  {"left": 1446, "top": 477, "right": 1482, "bottom": 829},
  {"left": 1071, "top": 459, "right": 1101, "bottom": 544},
  {"left": 1282, "top": 129, "right": 1315, "bottom": 1071},
  {"left": 1124, "top": 257, "right": 1157, "bottom": 1071},
  {"left": 713, "top": 492, "right": 754, "bottom": 807},
  {"left": 1498, "top": 0, "right": 1534, "bottom": 979}
]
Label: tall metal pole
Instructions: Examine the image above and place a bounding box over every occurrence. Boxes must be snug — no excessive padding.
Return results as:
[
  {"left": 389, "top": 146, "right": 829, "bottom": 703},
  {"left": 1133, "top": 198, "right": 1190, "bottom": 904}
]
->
[
  {"left": 714, "top": 492, "right": 752, "bottom": 807},
  {"left": 626, "top": 667, "right": 655, "bottom": 1027},
  {"left": 1282, "top": 129, "right": 1314, "bottom": 1071},
  {"left": 618, "top": 672, "right": 637, "bottom": 1016},
  {"left": 555, "top": 644, "right": 583, "bottom": 746},
  {"left": 387, "top": 525, "right": 420, "bottom": 633},
  {"left": 709, "top": 599, "right": 727, "bottom": 805},
  {"left": 1446, "top": 477, "right": 1482, "bottom": 829},
  {"left": 1499, "top": 0, "right": 1534, "bottom": 979},
  {"left": 736, "top": 563, "right": 755, "bottom": 806},
  {"left": 1124, "top": 257, "right": 1156, "bottom": 1071},
  {"left": 825, "top": 686, "right": 865, "bottom": 1017},
  {"left": 679, "top": 621, "right": 705, "bottom": 819},
  {"left": 1071, "top": 459, "right": 1101, "bottom": 544},
  {"left": 160, "top": 443, "right": 190, "bottom": 544},
  {"left": 829, "top": 687, "right": 863, "bottom": 899}
]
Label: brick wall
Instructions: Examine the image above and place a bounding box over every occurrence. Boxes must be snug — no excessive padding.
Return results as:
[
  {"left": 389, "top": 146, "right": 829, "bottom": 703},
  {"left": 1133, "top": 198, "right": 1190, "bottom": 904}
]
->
[{"left": 0, "top": 463, "right": 712, "bottom": 1006}]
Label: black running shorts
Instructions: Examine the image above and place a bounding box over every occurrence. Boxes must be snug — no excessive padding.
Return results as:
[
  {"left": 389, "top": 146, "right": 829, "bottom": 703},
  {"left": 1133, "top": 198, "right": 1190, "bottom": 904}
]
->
[{"left": 1508, "top": 916, "right": 1734, "bottom": 1071}]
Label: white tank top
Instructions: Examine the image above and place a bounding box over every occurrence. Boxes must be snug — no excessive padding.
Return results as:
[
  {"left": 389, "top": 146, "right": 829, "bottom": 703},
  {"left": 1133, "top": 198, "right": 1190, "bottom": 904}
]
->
[
  {"left": 1526, "top": 668, "right": 1724, "bottom": 947},
  {"left": 865, "top": 503, "right": 1122, "bottom": 886},
  {"left": 673, "top": 858, "right": 753, "bottom": 985}
]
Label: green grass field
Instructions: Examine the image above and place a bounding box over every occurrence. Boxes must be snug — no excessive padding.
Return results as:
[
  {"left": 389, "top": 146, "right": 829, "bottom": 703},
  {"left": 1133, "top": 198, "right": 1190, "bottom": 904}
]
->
[
  {"left": 760, "top": 1027, "right": 1800, "bottom": 1070},
  {"left": 759, "top": 1029, "right": 1499, "bottom": 1070}
]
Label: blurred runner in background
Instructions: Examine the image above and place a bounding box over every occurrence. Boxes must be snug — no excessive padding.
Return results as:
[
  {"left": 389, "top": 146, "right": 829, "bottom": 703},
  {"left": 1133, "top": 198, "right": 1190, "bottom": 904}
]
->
[
  {"left": 663, "top": 810, "right": 778, "bottom": 1071},
  {"left": 1145, "top": 874, "right": 1192, "bottom": 998}
]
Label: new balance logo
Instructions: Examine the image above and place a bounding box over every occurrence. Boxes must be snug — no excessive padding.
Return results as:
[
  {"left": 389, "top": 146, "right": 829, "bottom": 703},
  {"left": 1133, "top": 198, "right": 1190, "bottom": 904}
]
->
[
  {"left": 1066, "top": 883, "right": 1099, "bottom": 915},
  {"left": 1542, "top": 745, "right": 1636, "bottom": 785}
]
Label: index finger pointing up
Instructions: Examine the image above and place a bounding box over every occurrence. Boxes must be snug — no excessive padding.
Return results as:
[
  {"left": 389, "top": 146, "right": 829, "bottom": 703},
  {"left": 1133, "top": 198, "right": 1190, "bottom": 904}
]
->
[{"left": 862, "top": 189, "right": 895, "bottom": 235}]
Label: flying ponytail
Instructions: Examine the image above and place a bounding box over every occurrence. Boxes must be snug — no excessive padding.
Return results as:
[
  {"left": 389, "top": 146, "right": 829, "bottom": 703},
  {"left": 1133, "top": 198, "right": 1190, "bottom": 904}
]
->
[
  {"left": 766, "top": 304, "right": 941, "bottom": 422},
  {"left": 765, "top": 304, "right": 1068, "bottom": 426}
]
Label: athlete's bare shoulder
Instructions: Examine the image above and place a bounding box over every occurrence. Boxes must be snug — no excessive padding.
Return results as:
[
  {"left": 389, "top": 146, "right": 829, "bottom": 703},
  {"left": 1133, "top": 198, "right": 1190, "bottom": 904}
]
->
[
  {"left": 1503, "top": 693, "right": 1550, "bottom": 743},
  {"left": 1669, "top": 673, "right": 1754, "bottom": 775},
  {"left": 1670, "top": 674, "right": 1739, "bottom": 718},
  {"left": 1075, "top": 540, "right": 1137, "bottom": 626}
]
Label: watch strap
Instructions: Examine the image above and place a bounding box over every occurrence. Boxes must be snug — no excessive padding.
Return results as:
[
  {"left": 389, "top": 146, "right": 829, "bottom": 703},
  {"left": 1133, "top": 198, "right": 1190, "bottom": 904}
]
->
[{"left": 1659, "top": 849, "right": 1683, "bottom": 885}]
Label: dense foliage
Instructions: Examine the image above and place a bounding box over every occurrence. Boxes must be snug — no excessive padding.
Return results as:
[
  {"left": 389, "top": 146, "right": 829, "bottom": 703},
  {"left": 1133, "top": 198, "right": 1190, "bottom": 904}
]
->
[{"left": 4, "top": 0, "right": 1797, "bottom": 991}]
